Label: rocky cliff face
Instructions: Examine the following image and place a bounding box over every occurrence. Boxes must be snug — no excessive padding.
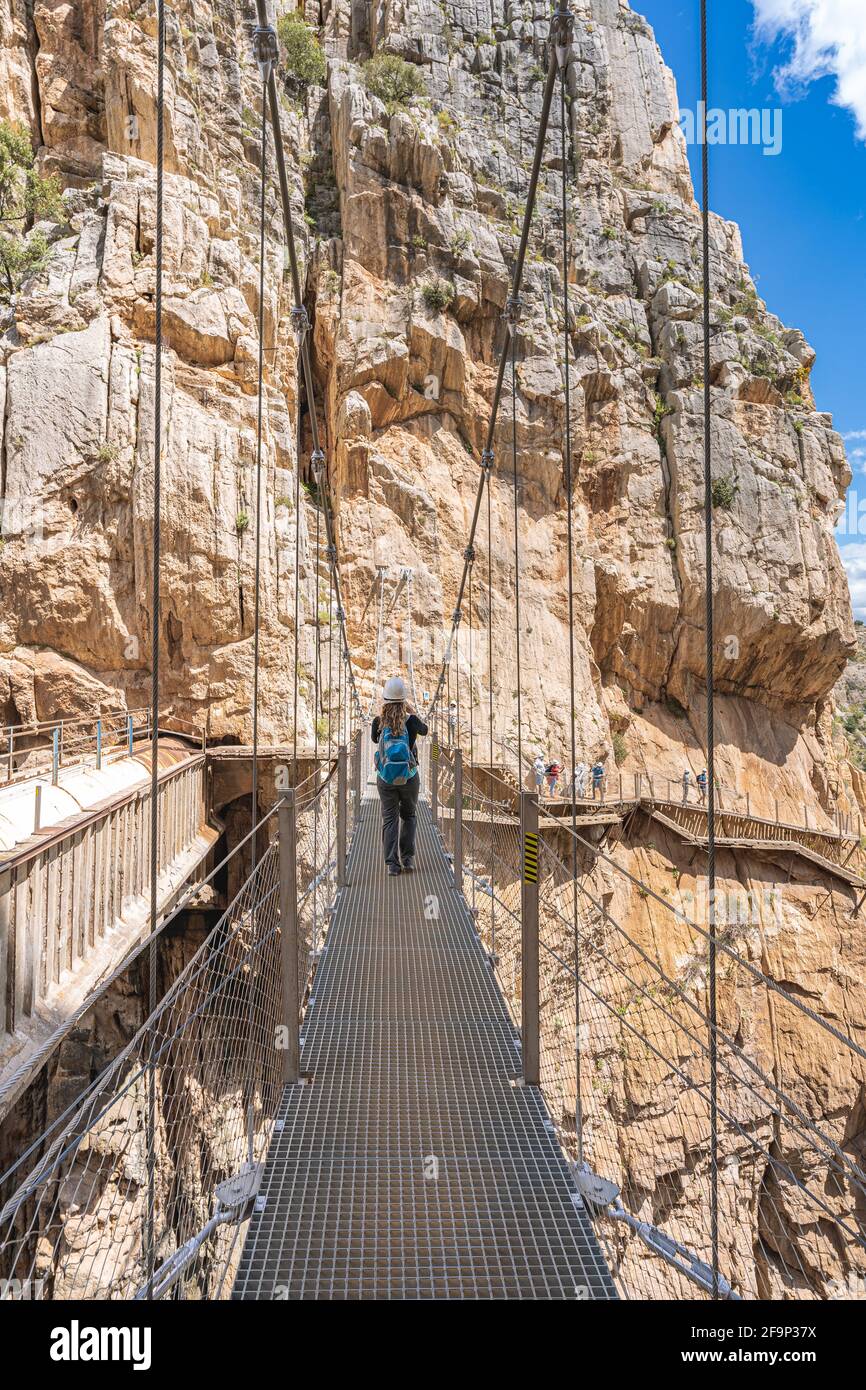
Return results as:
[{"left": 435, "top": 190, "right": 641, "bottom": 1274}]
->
[
  {"left": 0, "top": 0, "right": 864, "bottom": 1298},
  {"left": 0, "top": 0, "right": 856, "bottom": 794}
]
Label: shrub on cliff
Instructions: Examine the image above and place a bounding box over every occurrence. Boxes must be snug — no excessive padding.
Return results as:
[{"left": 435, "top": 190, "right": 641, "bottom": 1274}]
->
[
  {"left": 421, "top": 278, "right": 455, "bottom": 313},
  {"left": 711, "top": 475, "right": 738, "bottom": 510},
  {"left": 0, "top": 121, "right": 63, "bottom": 303},
  {"left": 363, "top": 54, "right": 426, "bottom": 112},
  {"left": 277, "top": 13, "right": 326, "bottom": 86}
]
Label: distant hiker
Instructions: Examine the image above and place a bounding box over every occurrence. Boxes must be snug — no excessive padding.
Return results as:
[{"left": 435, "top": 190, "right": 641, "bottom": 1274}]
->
[
  {"left": 574, "top": 761, "right": 588, "bottom": 799},
  {"left": 533, "top": 754, "right": 546, "bottom": 793},
  {"left": 591, "top": 762, "right": 605, "bottom": 801},
  {"left": 682, "top": 769, "right": 692, "bottom": 804},
  {"left": 697, "top": 769, "right": 708, "bottom": 805},
  {"left": 372, "top": 676, "right": 428, "bottom": 876},
  {"left": 447, "top": 700, "right": 457, "bottom": 742},
  {"left": 546, "top": 761, "right": 562, "bottom": 797}
]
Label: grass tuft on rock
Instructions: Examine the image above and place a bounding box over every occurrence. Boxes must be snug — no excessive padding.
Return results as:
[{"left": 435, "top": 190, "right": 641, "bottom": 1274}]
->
[{"left": 421, "top": 277, "right": 455, "bottom": 313}]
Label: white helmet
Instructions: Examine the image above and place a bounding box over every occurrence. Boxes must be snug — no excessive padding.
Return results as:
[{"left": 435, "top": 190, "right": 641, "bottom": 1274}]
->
[{"left": 383, "top": 675, "right": 408, "bottom": 701}]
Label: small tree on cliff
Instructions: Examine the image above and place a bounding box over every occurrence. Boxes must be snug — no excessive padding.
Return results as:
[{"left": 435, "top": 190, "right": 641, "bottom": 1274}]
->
[
  {"left": 277, "top": 12, "right": 327, "bottom": 86},
  {"left": 0, "top": 121, "right": 63, "bottom": 303}
]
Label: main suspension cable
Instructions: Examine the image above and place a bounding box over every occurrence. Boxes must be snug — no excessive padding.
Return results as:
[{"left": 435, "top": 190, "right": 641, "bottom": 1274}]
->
[
  {"left": 145, "top": 0, "right": 166, "bottom": 1301},
  {"left": 559, "top": 62, "right": 582, "bottom": 1163},
  {"left": 510, "top": 330, "right": 523, "bottom": 787},
  {"left": 427, "top": 8, "right": 573, "bottom": 722},
  {"left": 700, "top": 0, "right": 720, "bottom": 1301}
]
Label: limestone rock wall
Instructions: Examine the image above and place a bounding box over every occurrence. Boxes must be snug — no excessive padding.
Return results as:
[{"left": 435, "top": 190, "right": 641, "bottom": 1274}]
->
[{"left": 0, "top": 0, "right": 321, "bottom": 745}]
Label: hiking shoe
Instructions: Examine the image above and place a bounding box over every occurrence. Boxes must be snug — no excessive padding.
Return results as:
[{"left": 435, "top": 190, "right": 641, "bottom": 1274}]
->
[
  {"left": 387, "top": 863, "right": 401, "bottom": 876},
  {"left": 402, "top": 858, "right": 415, "bottom": 872}
]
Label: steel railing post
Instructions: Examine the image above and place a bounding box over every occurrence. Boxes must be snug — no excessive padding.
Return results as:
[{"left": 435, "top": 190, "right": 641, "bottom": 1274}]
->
[
  {"left": 96, "top": 718, "right": 103, "bottom": 770},
  {"left": 337, "top": 744, "right": 348, "bottom": 888},
  {"left": 34, "top": 784, "right": 42, "bottom": 833},
  {"left": 278, "top": 790, "right": 300, "bottom": 1084},
  {"left": 7, "top": 729, "right": 12, "bottom": 783},
  {"left": 127, "top": 714, "right": 134, "bottom": 756},
  {"left": 453, "top": 747, "right": 463, "bottom": 894},
  {"left": 352, "top": 727, "right": 362, "bottom": 826},
  {"left": 431, "top": 734, "right": 439, "bottom": 826},
  {"left": 51, "top": 728, "right": 59, "bottom": 786},
  {"left": 520, "top": 789, "right": 540, "bottom": 1086}
]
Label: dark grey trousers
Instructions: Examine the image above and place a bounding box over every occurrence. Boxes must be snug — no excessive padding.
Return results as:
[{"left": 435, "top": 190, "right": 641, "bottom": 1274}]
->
[{"left": 376, "top": 773, "right": 420, "bottom": 867}]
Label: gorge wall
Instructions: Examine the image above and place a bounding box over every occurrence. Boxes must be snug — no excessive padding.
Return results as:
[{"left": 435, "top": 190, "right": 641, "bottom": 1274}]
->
[{"left": 0, "top": 0, "right": 864, "bottom": 1298}]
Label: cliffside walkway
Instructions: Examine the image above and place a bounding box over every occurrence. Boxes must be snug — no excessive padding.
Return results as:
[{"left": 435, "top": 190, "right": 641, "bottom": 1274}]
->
[{"left": 231, "top": 790, "right": 616, "bottom": 1300}]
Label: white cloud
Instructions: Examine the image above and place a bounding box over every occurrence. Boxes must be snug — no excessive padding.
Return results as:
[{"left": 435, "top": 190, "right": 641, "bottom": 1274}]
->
[
  {"left": 844, "top": 429, "right": 866, "bottom": 441},
  {"left": 753, "top": 1, "right": 866, "bottom": 138},
  {"left": 839, "top": 541, "right": 866, "bottom": 616}
]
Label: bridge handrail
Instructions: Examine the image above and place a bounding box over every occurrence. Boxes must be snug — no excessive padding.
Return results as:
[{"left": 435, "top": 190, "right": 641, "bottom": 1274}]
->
[{"left": 0, "top": 753, "right": 341, "bottom": 1191}]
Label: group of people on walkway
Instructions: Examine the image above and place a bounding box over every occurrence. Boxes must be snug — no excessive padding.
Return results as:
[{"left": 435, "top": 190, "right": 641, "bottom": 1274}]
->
[
  {"left": 532, "top": 756, "right": 607, "bottom": 801},
  {"left": 681, "top": 767, "right": 709, "bottom": 805}
]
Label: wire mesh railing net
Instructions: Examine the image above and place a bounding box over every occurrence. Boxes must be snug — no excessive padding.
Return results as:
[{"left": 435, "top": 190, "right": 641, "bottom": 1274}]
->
[
  {"left": 533, "top": 829, "right": 866, "bottom": 1302},
  {"left": 0, "top": 774, "right": 341, "bottom": 1301}
]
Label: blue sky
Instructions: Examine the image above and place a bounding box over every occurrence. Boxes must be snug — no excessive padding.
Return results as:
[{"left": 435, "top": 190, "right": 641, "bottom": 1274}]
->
[{"left": 637, "top": 0, "right": 866, "bottom": 616}]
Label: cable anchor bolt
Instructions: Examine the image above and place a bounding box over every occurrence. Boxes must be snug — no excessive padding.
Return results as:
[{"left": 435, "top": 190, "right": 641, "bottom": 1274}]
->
[{"left": 252, "top": 24, "right": 279, "bottom": 81}]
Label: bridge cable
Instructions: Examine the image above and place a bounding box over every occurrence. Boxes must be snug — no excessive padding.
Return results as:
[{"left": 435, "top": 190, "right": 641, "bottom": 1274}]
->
[
  {"left": 486, "top": 463, "right": 496, "bottom": 958},
  {"left": 559, "top": 59, "right": 582, "bottom": 1163},
  {"left": 468, "top": 556, "right": 476, "bottom": 914},
  {"left": 510, "top": 328, "right": 523, "bottom": 788},
  {"left": 144, "top": 0, "right": 166, "bottom": 1301},
  {"left": 700, "top": 0, "right": 720, "bottom": 1301},
  {"left": 313, "top": 495, "right": 322, "bottom": 947},
  {"left": 253, "top": 0, "right": 360, "bottom": 734},
  {"left": 247, "top": 30, "right": 275, "bottom": 1151},
  {"left": 427, "top": 10, "right": 572, "bottom": 723}
]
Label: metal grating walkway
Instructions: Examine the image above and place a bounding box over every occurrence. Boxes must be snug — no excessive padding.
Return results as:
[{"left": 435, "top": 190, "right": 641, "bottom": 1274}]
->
[{"left": 232, "top": 793, "right": 616, "bottom": 1300}]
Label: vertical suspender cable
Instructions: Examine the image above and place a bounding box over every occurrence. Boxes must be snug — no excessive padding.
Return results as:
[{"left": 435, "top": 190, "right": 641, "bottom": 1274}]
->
[
  {"left": 468, "top": 559, "right": 476, "bottom": 914},
  {"left": 511, "top": 332, "right": 523, "bottom": 787},
  {"left": 250, "top": 51, "right": 267, "bottom": 894},
  {"left": 246, "top": 37, "right": 271, "bottom": 1152},
  {"left": 145, "top": 0, "right": 166, "bottom": 1300},
  {"left": 700, "top": 0, "right": 720, "bottom": 1299},
  {"left": 486, "top": 470, "right": 495, "bottom": 958},
  {"left": 292, "top": 410, "right": 302, "bottom": 773},
  {"left": 560, "top": 69, "right": 582, "bottom": 1163}
]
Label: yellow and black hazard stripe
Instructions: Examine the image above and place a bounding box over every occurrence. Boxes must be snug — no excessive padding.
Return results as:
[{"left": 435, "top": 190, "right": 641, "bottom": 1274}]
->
[
  {"left": 523, "top": 831, "right": 539, "bottom": 884},
  {"left": 431, "top": 740, "right": 440, "bottom": 762}
]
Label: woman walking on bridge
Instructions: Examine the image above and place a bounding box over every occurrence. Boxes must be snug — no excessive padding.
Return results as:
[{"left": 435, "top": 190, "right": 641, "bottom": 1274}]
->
[{"left": 372, "top": 676, "right": 428, "bottom": 876}]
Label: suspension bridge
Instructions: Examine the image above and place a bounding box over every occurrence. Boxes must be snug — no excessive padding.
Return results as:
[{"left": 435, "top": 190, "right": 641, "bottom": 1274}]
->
[{"left": 0, "top": 3, "right": 864, "bottom": 1304}]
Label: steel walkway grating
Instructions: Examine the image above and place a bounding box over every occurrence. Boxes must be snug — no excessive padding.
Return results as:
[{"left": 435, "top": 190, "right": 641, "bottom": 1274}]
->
[{"left": 232, "top": 795, "right": 616, "bottom": 1300}]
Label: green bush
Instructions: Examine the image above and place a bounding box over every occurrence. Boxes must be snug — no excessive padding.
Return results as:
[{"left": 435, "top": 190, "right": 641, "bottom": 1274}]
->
[
  {"left": 235, "top": 510, "right": 250, "bottom": 533},
  {"left": 0, "top": 120, "right": 63, "bottom": 302},
  {"left": 277, "top": 13, "right": 326, "bottom": 86},
  {"left": 612, "top": 732, "right": 627, "bottom": 766},
  {"left": 362, "top": 54, "right": 426, "bottom": 111},
  {"left": 711, "top": 475, "right": 738, "bottom": 510},
  {"left": 421, "top": 277, "right": 455, "bottom": 313}
]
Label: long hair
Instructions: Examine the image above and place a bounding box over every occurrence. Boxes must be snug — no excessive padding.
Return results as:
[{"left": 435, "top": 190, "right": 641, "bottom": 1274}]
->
[{"left": 379, "top": 699, "right": 408, "bottom": 736}]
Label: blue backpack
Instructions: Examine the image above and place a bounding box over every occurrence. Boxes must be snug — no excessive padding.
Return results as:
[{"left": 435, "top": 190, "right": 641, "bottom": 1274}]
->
[{"left": 376, "top": 725, "right": 415, "bottom": 786}]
